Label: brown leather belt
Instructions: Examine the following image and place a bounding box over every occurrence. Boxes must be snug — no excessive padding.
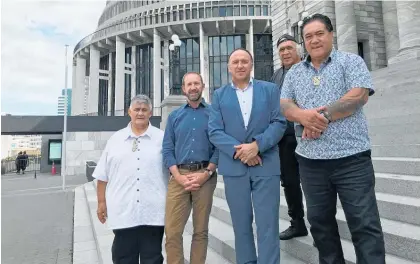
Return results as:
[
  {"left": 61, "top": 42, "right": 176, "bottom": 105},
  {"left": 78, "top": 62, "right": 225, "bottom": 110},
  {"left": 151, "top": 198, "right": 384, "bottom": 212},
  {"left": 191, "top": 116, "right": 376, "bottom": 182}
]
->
[{"left": 177, "top": 161, "right": 209, "bottom": 171}]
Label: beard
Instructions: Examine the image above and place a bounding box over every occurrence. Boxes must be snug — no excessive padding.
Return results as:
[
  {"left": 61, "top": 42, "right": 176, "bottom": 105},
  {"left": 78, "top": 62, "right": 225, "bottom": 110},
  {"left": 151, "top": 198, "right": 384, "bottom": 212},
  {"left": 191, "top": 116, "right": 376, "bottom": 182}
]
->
[{"left": 186, "top": 91, "right": 202, "bottom": 102}]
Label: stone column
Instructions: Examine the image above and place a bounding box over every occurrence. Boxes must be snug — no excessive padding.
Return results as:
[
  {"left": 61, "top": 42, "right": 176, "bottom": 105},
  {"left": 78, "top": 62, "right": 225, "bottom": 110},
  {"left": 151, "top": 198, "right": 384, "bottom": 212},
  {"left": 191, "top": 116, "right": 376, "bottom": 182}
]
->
[
  {"left": 393, "top": 1, "right": 420, "bottom": 61},
  {"left": 334, "top": 0, "right": 358, "bottom": 54},
  {"left": 131, "top": 45, "right": 136, "bottom": 99},
  {"left": 382, "top": 0, "right": 400, "bottom": 63},
  {"left": 199, "top": 23, "right": 210, "bottom": 102},
  {"left": 75, "top": 55, "right": 86, "bottom": 116},
  {"left": 71, "top": 57, "right": 77, "bottom": 115},
  {"left": 153, "top": 28, "right": 162, "bottom": 116},
  {"left": 115, "top": 36, "right": 125, "bottom": 116},
  {"left": 163, "top": 41, "right": 170, "bottom": 99},
  {"left": 88, "top": 46, "right": 100, "bottom": 115},
  {"left": 107, "top": 54, "right": 113, "bottom": 116},
  {"left": 246, "top": 20, "right": 255, "bottom": 77}
]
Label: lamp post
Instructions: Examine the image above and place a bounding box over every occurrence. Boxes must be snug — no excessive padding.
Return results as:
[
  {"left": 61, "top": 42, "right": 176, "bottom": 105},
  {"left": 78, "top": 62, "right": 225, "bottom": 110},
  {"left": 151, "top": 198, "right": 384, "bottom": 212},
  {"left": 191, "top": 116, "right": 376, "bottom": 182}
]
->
[
  {"left": 169, "top": 34, "right": 182, "bottom": 95},
  {"left": 62, "top": 44, "right": 69, "bottom": 191}
]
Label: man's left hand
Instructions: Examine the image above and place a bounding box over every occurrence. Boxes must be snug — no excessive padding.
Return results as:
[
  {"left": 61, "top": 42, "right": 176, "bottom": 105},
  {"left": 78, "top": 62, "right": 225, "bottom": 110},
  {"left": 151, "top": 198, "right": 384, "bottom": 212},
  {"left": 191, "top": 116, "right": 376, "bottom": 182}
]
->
[
  {"left": 185, "top": 171, "right": 209, "bottom": 190},
  {"left": 234, "top": 141, "right": 259, "bottom": 163}
]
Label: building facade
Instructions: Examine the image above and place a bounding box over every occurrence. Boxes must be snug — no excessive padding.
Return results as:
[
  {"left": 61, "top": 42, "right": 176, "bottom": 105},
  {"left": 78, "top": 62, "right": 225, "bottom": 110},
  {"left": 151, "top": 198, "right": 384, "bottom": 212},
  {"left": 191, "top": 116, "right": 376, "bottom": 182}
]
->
[
  {"left": 57, "top": 89, "right": 72, "bottom": 116},
  {"left": 72, "top": 0, "right": 273, "bottom": 117},
  {"left": 271, "top": 1, "right": 420, "bottom": 71}
]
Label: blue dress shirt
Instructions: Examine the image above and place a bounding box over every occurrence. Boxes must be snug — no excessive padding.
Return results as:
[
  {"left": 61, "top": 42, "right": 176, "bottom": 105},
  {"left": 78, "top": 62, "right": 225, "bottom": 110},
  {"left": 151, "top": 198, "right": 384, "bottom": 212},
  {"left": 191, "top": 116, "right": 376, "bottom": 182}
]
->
[{"left": 162, "top": 100, "right": 219, "bottom": 169}]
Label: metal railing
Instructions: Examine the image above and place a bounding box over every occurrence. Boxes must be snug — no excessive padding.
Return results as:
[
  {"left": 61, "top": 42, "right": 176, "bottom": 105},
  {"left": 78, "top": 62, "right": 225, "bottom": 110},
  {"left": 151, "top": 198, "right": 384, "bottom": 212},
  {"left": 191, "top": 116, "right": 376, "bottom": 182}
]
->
[{"left": 1, "top": 157, "right": 41, "bottom": 175}]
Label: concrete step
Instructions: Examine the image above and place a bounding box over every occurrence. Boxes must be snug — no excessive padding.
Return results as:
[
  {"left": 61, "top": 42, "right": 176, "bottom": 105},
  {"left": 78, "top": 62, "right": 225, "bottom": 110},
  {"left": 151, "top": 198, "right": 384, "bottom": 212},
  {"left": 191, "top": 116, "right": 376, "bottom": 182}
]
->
[
  {"left": 185, "top": 214, "right": 308, "bottom": 264},
  {"left": 369, "top": 130, "right": 420, "bottom": 146},
  {"left": 374, "top": 173, "right": 420, "bottom": 198},
  {"left": 371, "top": 144, "right": 420, "bottom": 159},
  {"left": 367, "top": 112, "right": 420, "bottom": 127},
  {"left": 182, "top": 232, "right": 232, "bottom": 264},
  {"left": 208, "top": 194, "right": 418, "bottom": 264},
  {"left": 372, "top": 157, "right": 420, "bottom": 176},
  {"left": 369, "top": 80, "right": 420, "bottom": 100},
  {"left": 365, "top": 91, "right": 420, "bottom": 117},
  {"left": 371, "top": 59, "right": 420, "bottom": 80}
]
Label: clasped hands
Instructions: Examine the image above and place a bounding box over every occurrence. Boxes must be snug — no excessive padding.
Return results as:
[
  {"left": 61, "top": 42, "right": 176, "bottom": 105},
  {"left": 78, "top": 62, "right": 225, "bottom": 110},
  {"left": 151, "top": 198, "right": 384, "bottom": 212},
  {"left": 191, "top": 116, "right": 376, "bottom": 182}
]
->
[
  {"left": 176, "top": 171, "right": 210, "bottom": 191},
  {"left": 234, "top": 141, "right": 262, "bottom": 167},
  {"left": 300, "top": 106, "right": 329, "bottom": 140}
]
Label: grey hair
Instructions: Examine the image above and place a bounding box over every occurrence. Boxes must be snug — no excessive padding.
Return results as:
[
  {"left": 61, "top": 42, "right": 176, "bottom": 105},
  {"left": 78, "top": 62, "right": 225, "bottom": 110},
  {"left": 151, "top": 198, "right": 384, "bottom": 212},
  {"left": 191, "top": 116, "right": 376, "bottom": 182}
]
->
[
  {"left": 130, "top": 94, "right": 153, "bottom": 110},
  {"left": 278, "top": 41, "right": 303, "bottom": 59}
]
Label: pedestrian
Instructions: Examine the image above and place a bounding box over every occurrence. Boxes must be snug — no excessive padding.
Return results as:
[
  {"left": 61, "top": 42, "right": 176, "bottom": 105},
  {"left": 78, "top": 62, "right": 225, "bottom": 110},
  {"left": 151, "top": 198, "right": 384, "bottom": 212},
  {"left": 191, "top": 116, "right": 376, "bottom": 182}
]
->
[
  {"left": 270, "top": 34, "right": 308, "bottom": 240},
  {"left": 208, "top": 48, "right": 287, "bottom": 264},
  {"left": 162, "top": 72, "right": 218, "bottom": 264},
  {"left": 93, "top": 94, "right": 168, "bottom": 264},
  {"left": 15, "top": 151, "right": 22, "bottom": 174},
  {"left": 280, "top": 13, "right": 386, "bottom": 264}
]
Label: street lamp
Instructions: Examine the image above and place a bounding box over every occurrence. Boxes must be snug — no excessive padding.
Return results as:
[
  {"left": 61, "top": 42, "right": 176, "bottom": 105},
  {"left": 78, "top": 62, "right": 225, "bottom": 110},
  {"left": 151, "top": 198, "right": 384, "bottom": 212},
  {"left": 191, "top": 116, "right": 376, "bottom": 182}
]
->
[{"left": 169, "top": 34, "right": 182, "bottom": 95}]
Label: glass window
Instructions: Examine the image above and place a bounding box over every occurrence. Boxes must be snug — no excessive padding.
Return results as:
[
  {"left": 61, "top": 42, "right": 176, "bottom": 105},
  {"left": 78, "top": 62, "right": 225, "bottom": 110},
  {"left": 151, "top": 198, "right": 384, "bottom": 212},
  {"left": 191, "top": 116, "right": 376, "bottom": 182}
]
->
[
  {"left": 179, "top": 10, "right": 184, "bottom": 20},
  {"left": 262, "top": 5, "right": 268, "bottom": 15},
  {"left": 98, "top": 79, "right": 108, "bottom": 116},
  {"left": 186, "top": 9, "right": 190, "bottom": 19},
  {"left": 149, "top": 16, "right": 153, "bottom": 24},
  {"left": 173, "top": 11, "right": 177, "bottom": 21},
  {"left": 219, "top": 7, "right": 226, "bottom": 16},
  {"left": 255, "top": 6, "right": 261, "bottom": 16},
  {"left": 206, "top": 7, "right": 211, "bottom": 18},
  {"left": 227, "top": 36, "right": 234, "bottom": 54},
  {"left": 226, "top": 6, "right": 233, "bottom": 16},
  {"left": 220, "top": 36, "right": 227, "bottom": 55},
  {"left": 155, "top": 14, "right": 159, "bottom": 23},
  {"left": 249, "top": 6, "right": 254, "bottom": 16},
  {"left": 234, "top": 5, "right": 240, "bottom": 16},
  {"left": 167, "top": 12, "right": 171, "bottom": 22},
  {"left": 212, "top": 7, "right": 219, "bottom": 17},
  {"left": 124, "top": 74, "right": 132, "bottom": 115},
  {"left": 199, "top": 8, "right": 204, "bottom": 18},
  {"left": 136, "top": 44, "right": 154, "bottom": 104},
  {"left": 125, "top": 47, "right": 132, "bottom": 64},
  {"left": 161, "top": 13, "right": 164, "bottom": 23},
  {"left": 253, "top": 34, "right": 273, "bottom": 82},
  {"left": 241, "top": 6, "right": 247, "bottom": 16},
  {"left": 192, "top": 9, "right": 197, "bottom": 19}
]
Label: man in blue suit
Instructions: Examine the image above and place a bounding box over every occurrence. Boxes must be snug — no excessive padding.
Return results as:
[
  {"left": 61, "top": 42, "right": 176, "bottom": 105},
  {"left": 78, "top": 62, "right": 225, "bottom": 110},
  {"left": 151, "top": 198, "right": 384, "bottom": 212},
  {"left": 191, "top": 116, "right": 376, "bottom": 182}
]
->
[{"left": 208, "top": 48, "right": 287, "bottom": 264}]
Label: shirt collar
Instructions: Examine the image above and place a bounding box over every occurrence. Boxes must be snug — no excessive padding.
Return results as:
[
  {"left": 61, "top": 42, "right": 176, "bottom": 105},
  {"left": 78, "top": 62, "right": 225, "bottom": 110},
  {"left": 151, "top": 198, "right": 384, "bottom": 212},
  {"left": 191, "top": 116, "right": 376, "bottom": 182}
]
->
[
  {"left": 182, "top": 98, "right": 208, "bottom": 109},
  {"left": 231, "top": 77, "right": 254, "bottom": 91},
  {"left": 125, "top": 122, "right": 153, "bottom": 140},
  {"left": 304, "top": 47, "right": 336, "bottom": 67}
]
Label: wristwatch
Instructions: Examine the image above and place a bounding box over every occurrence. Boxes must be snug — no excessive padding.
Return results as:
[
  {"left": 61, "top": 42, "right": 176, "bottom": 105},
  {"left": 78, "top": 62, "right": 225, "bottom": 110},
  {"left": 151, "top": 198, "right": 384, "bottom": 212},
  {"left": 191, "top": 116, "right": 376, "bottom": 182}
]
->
[
  {"left": 320, "top": 111, "right": 332, "bottom": 123},
  {"left": 204, "top": 168, "right": 214, "bottom": 177}
]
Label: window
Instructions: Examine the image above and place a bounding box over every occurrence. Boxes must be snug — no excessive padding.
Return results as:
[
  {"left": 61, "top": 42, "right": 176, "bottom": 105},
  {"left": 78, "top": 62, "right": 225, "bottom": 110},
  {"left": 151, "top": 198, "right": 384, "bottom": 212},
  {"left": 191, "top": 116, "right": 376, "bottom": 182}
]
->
[
  {"left": 179, "top": 10, "right": 184, "bottom": 20},
  {"left": 98, "top": 54, "right": 109, "bottom": 116},
  {"left": 248, "top": 6, "right": 254, "bottom": 16},
  {"left": 124, "top": 74, "right": 131, "bottom": 115},
  {"left": 206, "top": 7, "right": 211, "bottom": 18},
  {"left": 167, "top": 12, "right": 171, "bottom": 22},
  {"left": 226, "top": 6, "right": 233, "bottom": 16},
  {"left": 186, "top": 9, "right": 190, "bottom": 19},
  {"left": 253, "top": 34, "right": 273, "bottom": 82},
  {"left": 208, "top": 35, "right": 246, "bottom": 97},
  {"left": 125, "top": 47, "right": 132, "bottom": 64},
  {"left": 169, "top": 38, "right": 200, "bottom": 95},
  {"left": 241, "top": 6, "right": 247, "bottom": 16},
  {"left": 136, "top": 44, "right": 154, "bottom": 102},
  {"left": 199, "top": 8, "right": 204, "bottom": 18},
  {"left": 234, "top": 5, "right": 240, "bottom": 16},
  {"left": 219, "top": 7, "right": 226, "bottom": 16},
  {"left": 212, "top": 7, "right": 219, "bottom": 17},
  {"left": 262, "top": 5, "right": 269, "bottom": 15},
  {"left": 255, "top": 5, "right": 261, "bottom": 16},
  {"left": 192, "top": 9, "right": 197, "bottom": 19},
  {"left": 173, "top": 11, "right": 177, "bottom": 21},
  {"left": 111, "top": 52, "right": 116, "bottom": 115}
]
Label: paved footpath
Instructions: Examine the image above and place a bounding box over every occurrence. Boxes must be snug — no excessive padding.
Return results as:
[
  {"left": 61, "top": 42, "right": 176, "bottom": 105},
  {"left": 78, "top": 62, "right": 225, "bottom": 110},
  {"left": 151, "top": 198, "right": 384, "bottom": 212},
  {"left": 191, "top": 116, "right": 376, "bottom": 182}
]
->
[{"left": 1, "top": 172, "right": 87, "bottom": 264}]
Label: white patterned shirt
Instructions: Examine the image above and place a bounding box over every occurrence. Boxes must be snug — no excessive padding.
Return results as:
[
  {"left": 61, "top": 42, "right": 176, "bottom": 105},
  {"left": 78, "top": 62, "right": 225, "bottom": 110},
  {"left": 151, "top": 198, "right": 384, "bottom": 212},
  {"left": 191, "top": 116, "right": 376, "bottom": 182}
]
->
[
  {"left": 280, "top": 49, "right": 374, "bottom": 159},
  {"left": 92, "top": 123, "right": 169, "bottom": 230}
]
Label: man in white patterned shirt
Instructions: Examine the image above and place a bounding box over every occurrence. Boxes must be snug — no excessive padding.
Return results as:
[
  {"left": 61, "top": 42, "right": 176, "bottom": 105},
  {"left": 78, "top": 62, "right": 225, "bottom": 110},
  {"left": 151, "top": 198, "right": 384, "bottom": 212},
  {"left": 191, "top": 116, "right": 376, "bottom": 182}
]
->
[{"left": 93, "top": 94, "right": 169, "bottom": 264}]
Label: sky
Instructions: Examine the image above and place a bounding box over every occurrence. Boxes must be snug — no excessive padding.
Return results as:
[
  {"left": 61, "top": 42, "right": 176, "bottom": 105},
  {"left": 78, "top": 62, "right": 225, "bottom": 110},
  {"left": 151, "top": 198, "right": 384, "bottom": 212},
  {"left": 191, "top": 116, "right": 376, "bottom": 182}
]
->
[{"left": 1, "top": 0, "right": 106, "bottom": 115}]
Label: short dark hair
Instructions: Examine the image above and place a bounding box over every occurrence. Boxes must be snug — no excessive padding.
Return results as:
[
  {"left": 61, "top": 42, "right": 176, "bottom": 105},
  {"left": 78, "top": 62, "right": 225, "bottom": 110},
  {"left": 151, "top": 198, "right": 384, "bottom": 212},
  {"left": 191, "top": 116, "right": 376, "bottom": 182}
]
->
[
  {"left": 182, "top": 72, "right": 204, "bottom": 86},
  {"left": 228, "top": 48, "right": 254, "bottom": 63},
  {"left": 302, "top": 13, "right": 334, "bottom": 33}
]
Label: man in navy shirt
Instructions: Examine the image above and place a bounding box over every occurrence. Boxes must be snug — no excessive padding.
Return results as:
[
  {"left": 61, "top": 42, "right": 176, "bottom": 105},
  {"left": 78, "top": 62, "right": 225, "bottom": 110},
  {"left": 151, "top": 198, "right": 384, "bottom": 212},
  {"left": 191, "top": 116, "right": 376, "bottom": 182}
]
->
[{"left": 162, "top": 72, "right": 218, "bottom": 264}]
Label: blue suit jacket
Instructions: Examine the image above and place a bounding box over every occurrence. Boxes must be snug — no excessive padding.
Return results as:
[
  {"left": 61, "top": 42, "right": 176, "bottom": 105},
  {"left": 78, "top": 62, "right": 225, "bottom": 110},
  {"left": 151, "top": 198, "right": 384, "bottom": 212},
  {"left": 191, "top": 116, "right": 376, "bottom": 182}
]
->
[{"left": 208, "top": 79, "right": 287, "bottom": 177}]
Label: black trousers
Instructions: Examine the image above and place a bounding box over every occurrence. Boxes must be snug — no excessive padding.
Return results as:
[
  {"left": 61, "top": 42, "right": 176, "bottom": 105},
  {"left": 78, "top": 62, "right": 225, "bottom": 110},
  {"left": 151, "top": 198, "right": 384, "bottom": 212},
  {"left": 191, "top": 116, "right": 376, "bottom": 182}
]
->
[
  {"left": 296, "top": 150, "right": 386, "bottom": 264},
  {"left": 279, "top": 135, "right": 305, "bottom": 221},
  {"left": 112, "top": 225, "right": 164, "bottom": 264}
]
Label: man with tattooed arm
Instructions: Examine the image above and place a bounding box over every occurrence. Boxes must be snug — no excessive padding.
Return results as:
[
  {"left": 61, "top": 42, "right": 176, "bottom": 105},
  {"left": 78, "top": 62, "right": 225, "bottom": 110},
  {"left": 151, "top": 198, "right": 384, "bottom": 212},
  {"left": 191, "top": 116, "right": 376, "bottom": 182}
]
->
[{"left": 279, "top": 14, "right": 385, "bottom": 264}]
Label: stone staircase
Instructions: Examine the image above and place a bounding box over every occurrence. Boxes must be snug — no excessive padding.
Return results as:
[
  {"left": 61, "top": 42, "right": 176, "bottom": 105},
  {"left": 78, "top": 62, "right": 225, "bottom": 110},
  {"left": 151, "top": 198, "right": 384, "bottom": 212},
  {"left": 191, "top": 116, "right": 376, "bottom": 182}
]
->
[{"left": 190, "top": 58, "right": 420, "bottom": 263}]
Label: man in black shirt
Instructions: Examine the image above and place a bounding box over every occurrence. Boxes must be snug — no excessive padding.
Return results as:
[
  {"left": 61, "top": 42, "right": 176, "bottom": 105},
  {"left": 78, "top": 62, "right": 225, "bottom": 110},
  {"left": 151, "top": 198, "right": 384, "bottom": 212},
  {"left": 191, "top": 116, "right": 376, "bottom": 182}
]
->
[{"left": 271, "top": 34, "right": 308, "bottom": 240}]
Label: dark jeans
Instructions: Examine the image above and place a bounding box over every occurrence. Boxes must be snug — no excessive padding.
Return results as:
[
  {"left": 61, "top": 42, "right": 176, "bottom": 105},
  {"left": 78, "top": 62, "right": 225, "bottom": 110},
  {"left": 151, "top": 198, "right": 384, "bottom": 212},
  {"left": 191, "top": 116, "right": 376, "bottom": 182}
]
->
[
  {"left": 112, "top": 225, "right": 164, "bottom": 264},
  {"left": 296, "top": 150, "right": 385, "bottom": 264},
  {"left": 278, "top": 135, "right": 305, "bottom": 222}
]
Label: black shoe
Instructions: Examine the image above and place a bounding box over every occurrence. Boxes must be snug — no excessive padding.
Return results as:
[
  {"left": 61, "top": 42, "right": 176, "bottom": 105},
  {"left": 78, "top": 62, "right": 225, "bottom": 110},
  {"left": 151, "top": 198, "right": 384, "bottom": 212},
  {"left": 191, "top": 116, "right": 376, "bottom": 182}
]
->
[{"left": 279, "top": 225, "right": 308, "bottom": 240}]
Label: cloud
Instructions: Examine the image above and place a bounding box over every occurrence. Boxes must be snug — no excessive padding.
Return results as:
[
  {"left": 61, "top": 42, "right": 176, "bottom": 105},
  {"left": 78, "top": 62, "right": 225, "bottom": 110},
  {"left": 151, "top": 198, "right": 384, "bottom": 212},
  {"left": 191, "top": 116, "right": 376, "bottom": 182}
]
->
[{"left": 1, "top": 0, "right": 106, "bottom": 115}]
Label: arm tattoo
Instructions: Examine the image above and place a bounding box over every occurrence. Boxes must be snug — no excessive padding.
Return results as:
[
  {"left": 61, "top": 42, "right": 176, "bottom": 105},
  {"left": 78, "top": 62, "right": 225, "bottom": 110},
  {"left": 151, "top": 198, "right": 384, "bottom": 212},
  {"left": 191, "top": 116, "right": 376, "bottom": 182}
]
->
[
  {"left": 326, "top": 89, "right": 369, "bottom": 119},
  {"left": 280, "top": 99, "right": 298, "bottom": 114}
]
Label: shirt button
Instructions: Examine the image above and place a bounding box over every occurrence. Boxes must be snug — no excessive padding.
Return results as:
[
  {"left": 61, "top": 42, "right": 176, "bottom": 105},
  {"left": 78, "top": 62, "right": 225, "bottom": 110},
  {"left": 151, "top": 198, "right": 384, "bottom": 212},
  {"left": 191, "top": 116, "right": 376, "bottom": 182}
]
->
[
  {"left": 137, "top": 200, "right": 139, "bottom": 202},
  {"left": 137, "top": 189, "right": 139, "bottom": 191},
  {"left": 191, "top": 150, "right": 194, "bottom": 152},
  {"left": 192, "top": 139, "right": 195, "bottom": 141},
  {"left": 193, "top": 128, "right": 195, "bottom": 131},
  {"left": 194, "top": 118, "right": 196, "bottom": 120},
  {"left": 137, "top": 178, "right": 139, "bottom": 180},
  {"left": 137, "top": 158, "right": 139, "bottom": 160},
  {"left": 137, "top": 168, "right": 139, "bottom": 170}
]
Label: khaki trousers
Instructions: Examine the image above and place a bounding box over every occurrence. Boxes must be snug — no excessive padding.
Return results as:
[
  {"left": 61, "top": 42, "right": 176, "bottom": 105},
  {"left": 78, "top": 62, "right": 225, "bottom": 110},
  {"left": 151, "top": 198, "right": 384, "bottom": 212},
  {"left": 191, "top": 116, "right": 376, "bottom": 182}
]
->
[{"left": 164, "top": 168, "right": 217, "bottom": 264}]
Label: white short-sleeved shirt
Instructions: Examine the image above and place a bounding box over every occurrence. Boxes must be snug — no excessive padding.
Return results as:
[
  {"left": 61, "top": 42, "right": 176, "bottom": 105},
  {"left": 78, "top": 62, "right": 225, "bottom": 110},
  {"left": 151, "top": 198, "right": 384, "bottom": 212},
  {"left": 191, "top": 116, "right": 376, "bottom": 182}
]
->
[{"left": 92, "top": 123, "right": 169, "bottom": 230}]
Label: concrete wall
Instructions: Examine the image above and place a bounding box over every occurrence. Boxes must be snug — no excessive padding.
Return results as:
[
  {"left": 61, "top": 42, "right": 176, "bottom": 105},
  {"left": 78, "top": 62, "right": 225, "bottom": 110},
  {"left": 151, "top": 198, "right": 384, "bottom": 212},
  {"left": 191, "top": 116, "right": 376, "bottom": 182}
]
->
[
  {"left": 40, "top": 134, "right": 62, "bottom": 173},
  {"left": 65, "top": 131, "right": 115, "bottom": 176},
  {"left": 354, "top": 1, "right": 386, "bottom": 70}
]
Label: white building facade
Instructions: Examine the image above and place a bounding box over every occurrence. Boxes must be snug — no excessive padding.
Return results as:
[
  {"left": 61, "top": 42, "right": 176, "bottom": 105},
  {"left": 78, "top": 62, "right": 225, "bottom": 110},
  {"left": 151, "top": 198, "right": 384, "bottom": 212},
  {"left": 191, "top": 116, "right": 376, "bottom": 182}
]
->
[{"left": 72, "top": 0, "right": 273, "bottom": 119}]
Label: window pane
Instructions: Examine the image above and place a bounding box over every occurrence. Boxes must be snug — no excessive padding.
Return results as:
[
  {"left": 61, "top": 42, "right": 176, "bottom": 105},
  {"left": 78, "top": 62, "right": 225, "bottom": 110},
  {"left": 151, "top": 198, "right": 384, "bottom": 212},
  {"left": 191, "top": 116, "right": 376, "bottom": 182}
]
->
[
  {"left": 241, "top": 6, "right": 247, "bottom": 16},
  {"left": 193, "top": 38, "right": 199, "bottom": 57},
  {"left": 173, "top": 11, "right": 177, "bottom": 21},
  {"left": 219, "top": 7, "right": 226, "bottom": 16},
  {"left": 192, "top": 9, "right": 197, "bottom": 19},
  {"left": 226, "top": 6, "right": 233, "bottom": 16},
  {"left": 155, "top": 15, "right": 158, "bottom": 23},
  {"left": 187, "top": 39, "right": 193, "bottom": 57},
  {"left": 209, "top": 37, "right": 213, "bottom": 56},
  {"left": 212, "top": 7, "right": 219, "bottom": 17},
  {"left": 234, "top": 6, "right": 240, "bottom": 16},
  {"left": 180, "top": 40, "right": 186, "bottom": 58},
  {"left": 161, "top": 13, "right": 164, "bottom": 23},
  {"left": 220, "top": 36, "right": 227, "bottom": 55},
  {"left": 255, "top": 6, "right": 261, "bottom": 16},
  {"left": 249, "top": 6, "right": 254, "bottom": 16},
  {"left": 263, "top": 5, "right": 268, "bottom": 15},
  {"left": 206, "top": 7, "right": 211, "bottom": 18},
  {"left": 199, "top": 8, "right": 204, "bottom": 18},
  {"left": 227, "top": 36, "right": 234, "bottom": 54},
  {"left": 221, "top": 62, "right": 228, "bottom": 84},
  {"left": 167, "top": 13, "right": 171, "bottom": 22},
  {"left": 186, "top": 9, "right": 190, "bottom": 19},
  {"left": 213, "top": 37, "right": 220, "bottom": 56},
  {"left": 234, "top": 35, "right": 241, "bottom": 49},
  {"left": 214, "top": 63, "right": 221, "bottom": 87},
  {"left": 179, "top": 10, "right": 184, "bottom": 20}
]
